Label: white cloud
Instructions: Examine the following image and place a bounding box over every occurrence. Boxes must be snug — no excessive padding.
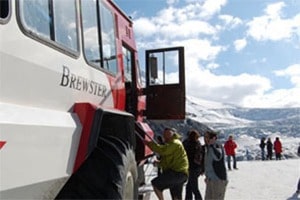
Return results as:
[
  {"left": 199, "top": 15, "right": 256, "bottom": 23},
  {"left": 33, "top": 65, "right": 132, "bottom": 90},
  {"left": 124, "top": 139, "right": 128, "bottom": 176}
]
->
[
  {"left": 134, "top": 18, "right": 157, "bottom": 37},
  {"left": 200, "top": 0, "right": 227, "bottom": 19},
  {"left": 247, "top": 2, "right": 299, "bottom": 41},
  {"left": 219, "top": 15, "right": 242, "bottom": 29},
  {"left": 133, "top": 4, "right": 218, "bottom": 41},
  {"left": 206, "top": 63, "right": 220, "bottom": 69},
  {"left": 155, "top": 7, "right": 177, "bottom": 25},
  {"left": 234, "top": 38, "right": 247, "bottom": 51},
  {"left": 265, "top": 1, "right": 285, "bottom": 16},
  {"left": 185, "top": 62, "right": 300, "bottom": 108},
  {"left": 180, "top": 39, "right": 224, "bottom": 62},
  {"left": 242, "top": 88, "right": 300, "bottom": 108},
  {"left": 274, "top": 64, "right": 300, "bottom": 87},
  {"left": 227, "top": 64, "right": 300, "bottom": 108},
  {"left": 186, "top": 68, "right": 272, "bottom": 107},
  {"left": 159, "top": 20, "right": 216, "bottom": 39}
]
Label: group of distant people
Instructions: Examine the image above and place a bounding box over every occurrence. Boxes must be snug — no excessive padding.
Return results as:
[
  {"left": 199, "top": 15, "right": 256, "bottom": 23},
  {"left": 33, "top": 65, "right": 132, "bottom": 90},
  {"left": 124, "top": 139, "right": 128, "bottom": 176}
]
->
[
  {"left": 143, "top": 128, "right": 236, "bottom": 200},
  {"left": 259, "top": 137, "right": 282, "bottom": 160}
]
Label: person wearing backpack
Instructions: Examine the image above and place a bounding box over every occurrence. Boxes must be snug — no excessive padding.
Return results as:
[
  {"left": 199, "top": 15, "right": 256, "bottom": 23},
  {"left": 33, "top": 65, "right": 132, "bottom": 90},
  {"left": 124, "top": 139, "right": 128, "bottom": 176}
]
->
[
  {"left": 204, "top": 130, "right": 228, "bottom": 200},
  {"left": 183, "top": 130, "right": 205, "bottom": 200}
]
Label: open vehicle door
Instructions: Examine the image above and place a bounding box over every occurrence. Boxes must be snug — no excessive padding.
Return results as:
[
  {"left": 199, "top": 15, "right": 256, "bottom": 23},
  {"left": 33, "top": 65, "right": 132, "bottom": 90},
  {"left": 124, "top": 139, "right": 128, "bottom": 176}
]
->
[{"left": 144, "top": 47, "right": 185, "bottom": 120}]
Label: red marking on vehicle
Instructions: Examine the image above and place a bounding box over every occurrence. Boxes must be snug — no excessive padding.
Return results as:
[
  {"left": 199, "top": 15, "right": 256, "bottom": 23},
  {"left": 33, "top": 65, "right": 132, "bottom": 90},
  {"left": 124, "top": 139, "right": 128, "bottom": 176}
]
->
[
  {"left": 0, "top": 141, "right": 6, "bottom": 150},
  {"left": 73, "top": 103, "right": 97, "bottom": 173}
]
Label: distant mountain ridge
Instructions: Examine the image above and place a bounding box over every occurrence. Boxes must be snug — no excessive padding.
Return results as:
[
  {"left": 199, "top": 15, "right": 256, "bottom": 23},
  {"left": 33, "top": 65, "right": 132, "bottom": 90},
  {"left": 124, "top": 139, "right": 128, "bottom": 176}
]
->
[
  {"left": 186, "top": 96, "right": 300, "bottom": 137},
  {"left": 147, "top": 95, "right": 300, "bottom": 160}
]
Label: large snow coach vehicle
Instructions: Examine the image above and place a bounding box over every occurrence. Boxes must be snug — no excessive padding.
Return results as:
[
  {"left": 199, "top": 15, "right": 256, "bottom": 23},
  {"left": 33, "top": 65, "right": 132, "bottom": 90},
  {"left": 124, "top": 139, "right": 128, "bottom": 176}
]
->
[{"left": 0, "top": 0, "right": 185, "bottom": 199}]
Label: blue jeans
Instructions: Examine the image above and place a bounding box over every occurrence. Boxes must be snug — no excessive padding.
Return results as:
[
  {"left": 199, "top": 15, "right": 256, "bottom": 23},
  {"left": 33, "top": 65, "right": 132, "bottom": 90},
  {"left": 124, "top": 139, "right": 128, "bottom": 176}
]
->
[{"left": 227, "top": 155, "right": 236, "bottom": 169}]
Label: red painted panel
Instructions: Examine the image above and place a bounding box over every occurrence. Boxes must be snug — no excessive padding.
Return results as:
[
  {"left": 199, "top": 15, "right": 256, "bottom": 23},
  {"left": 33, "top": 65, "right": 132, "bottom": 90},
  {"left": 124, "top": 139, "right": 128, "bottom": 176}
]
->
[
  {"left": 0, "top": 141, "right": 6, "bottom": 150},
  {"left": 137, "top": 122, "right": 154, "bottom": 158},
  {"left": 73, "top": 103, "right": 97, "bottom": 172}
]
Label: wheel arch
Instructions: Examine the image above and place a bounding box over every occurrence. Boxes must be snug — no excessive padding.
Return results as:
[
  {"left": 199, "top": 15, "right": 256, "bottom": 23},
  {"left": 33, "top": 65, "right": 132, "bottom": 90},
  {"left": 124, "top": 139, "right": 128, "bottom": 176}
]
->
[
  {"left": 72, "top": 103, "right": 136, "bottom": 172},
  {"left": 56, "top": 103, "right": 139, "bottom": 199}
]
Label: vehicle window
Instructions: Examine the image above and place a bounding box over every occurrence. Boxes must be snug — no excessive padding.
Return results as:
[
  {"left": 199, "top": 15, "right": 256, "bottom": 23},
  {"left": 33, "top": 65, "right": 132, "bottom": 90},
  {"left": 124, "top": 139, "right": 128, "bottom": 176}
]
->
[
  {"left": 122, "top": 46, "right": 132, "bottom": 82},
  {"left": 136, "top": 60, "right": 143, "bottom": 86},
  {"left": 81, "top": 0, "right": 117, "bottom": 75},
  {"left": 0, "top": 0, "right": 9, "bottom": 20},
  {"left": 18, "top": 0, "right": 78, "bottom": 52},
  {"left": 20, "top": 0, "right": 50, "bottom": 38},
  {"left": 53, "top": 0, "right": 78, "bottom": 50},
  {"left": 100, "top": 2, "right": 117, "bottom": 74},
  {"left": 81, "top": 0, "right": 101, "bottom": 68},
  {"left": 149, "top": 50, "right": 180, "bottom": 85}
]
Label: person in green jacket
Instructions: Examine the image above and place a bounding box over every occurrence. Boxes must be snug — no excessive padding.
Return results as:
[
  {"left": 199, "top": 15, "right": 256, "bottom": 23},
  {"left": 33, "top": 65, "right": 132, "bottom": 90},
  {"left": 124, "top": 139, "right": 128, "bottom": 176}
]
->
[{"left": 144, "top": 127, "right": 189, "bottom": 200}]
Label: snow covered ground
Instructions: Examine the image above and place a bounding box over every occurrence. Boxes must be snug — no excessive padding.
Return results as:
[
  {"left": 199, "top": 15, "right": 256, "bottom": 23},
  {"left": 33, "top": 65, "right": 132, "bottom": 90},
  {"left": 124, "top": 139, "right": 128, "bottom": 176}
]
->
[{"left": 141, "top": 158, "right": 300, "bottom": 200}]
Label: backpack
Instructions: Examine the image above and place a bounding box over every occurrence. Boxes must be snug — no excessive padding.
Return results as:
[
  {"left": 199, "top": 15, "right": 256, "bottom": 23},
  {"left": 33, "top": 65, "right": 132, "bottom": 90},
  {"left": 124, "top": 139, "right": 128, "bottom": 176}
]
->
[
  {"left": 194, "top": 144, "right": 205, "bottom": 165},
  {"left": 212, "top": 143, "right": 227, "bottom": 180}
]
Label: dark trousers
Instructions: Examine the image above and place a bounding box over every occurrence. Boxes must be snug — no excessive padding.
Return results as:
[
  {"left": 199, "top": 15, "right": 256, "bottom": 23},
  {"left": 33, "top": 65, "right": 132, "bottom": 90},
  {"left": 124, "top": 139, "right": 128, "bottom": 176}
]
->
[
  {"left": 266, "top": 150, "right": 272, "bottom": 160},
  {"left": 227, "top": 155, "right": 237, "bottom": 169},
  {"left": 185, "top": 169, "right": 202, "bottom": 200},
  {"left": 261, "top": 149, "right": 265, "bottom": 160},
  {"left": 275, "top": 153, "right": 282, "bottom": 160},
  {"left": 152, "top": 170, "right": 187, "bottom": 200}
]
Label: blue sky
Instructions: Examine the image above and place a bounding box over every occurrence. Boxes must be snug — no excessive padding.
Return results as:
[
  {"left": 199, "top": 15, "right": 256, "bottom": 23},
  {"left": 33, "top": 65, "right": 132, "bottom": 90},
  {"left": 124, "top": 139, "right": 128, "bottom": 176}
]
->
[{"left": 113, "top": 0, "right": 300, "bottom": 108}]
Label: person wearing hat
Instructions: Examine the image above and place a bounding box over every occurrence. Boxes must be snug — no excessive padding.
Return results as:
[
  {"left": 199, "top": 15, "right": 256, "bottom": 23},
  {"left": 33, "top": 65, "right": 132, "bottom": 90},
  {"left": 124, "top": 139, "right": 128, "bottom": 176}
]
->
[
  {"left": 144, "top": 127, "right": 189, "bottom": 200},
  {"left": 204, "top": 131, "right": 228, "bottom": 200}
]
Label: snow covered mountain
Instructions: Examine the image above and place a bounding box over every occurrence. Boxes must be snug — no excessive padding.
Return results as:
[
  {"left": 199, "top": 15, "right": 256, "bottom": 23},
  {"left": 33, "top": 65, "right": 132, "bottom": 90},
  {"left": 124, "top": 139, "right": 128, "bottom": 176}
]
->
[
  {"left": 148, "top": 95, "right": 300, "bottom": 160},
  {"left": 185, "top": 95, "right": 300, "bottom": 160},
  {"left": 145, "top": 95, "right": 299, "bottom": 200}
]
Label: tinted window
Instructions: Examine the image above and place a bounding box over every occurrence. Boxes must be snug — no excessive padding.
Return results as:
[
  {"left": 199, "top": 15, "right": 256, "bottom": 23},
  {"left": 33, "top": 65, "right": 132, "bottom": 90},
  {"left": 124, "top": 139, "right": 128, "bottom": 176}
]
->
[
  {"left": 81, "top": 0, "right": 117, "bottom": 74},
  {"left": 81, "top": 0, "right": 101, "bottom": 68},
  {"left": 53, "top": 0, "right": 78, "bottom": 50},
  {"left": 122, "top": 46, "right": 133, "bottom": 82},
  {"left": 18, "top": 0, "right": 78, "bottom": 52},
  {"left": 100, "top": 3, "right": 117, "bottom": 74},
  {"left": 20, "top": 0, "right": 50, "bottom": 38},
  {"left": 0, "top": 0, "right": 9, "bottom": 20}
]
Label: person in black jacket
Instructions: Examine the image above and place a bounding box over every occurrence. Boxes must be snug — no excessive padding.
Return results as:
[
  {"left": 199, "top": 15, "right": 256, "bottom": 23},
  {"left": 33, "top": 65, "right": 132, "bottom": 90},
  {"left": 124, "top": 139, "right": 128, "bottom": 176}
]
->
[
  {"left": 183, "top": 130, "right": 205, "bottom": 200},
  {"left": 297, "top": 178, "right": 300, "bottom": 194},
  {"left": 266, "top": 138, "right": 273, "bottom": 160},
  {"left": 259, "top": 137, "right": 266, "bottom": 160}
]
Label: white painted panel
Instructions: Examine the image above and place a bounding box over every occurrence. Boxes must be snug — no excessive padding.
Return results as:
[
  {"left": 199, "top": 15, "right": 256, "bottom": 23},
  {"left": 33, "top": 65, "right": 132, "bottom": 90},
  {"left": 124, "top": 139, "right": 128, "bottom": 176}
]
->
[{"left": 0, "top": 103, "right": 82, "bottom": 192}]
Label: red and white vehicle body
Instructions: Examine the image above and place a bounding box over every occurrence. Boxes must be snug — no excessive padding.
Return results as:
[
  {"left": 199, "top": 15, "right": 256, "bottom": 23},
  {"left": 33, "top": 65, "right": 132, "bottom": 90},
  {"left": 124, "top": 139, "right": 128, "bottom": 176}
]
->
[{"left": 0, "top": 0, "right": 185, "bottom": 199}]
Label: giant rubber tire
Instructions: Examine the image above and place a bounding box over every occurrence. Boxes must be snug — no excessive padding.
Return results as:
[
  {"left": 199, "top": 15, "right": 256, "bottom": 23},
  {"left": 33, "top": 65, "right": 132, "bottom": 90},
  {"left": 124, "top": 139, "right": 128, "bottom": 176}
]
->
[{"left": 55, "top": 136, "right": 138, "bottom": 199}]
